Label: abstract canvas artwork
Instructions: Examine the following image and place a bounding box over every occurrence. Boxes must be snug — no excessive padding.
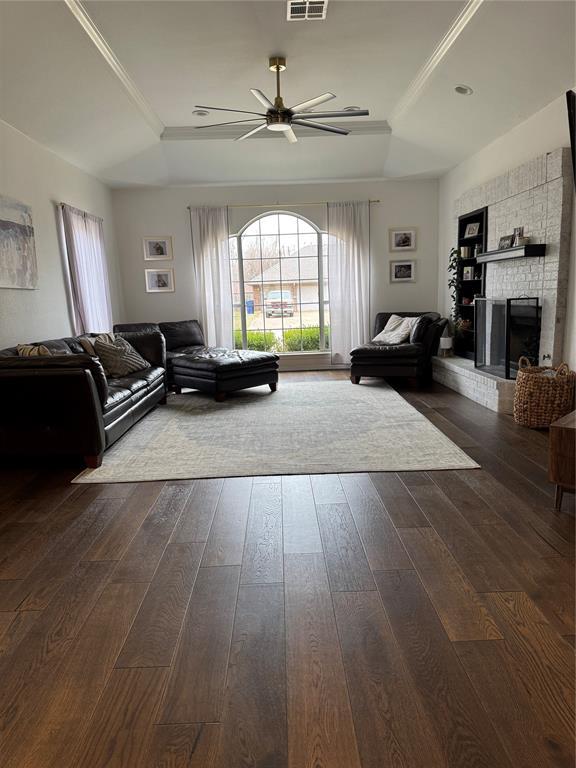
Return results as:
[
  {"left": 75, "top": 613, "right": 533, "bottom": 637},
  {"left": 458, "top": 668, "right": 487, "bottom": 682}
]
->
[{"left": 0, "top": 195, "right": 38, "bottom": 289}]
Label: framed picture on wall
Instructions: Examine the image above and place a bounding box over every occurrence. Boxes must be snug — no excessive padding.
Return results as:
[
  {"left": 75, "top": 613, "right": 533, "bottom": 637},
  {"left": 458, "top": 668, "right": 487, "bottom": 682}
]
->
[
  {"left": 390, "top": 260, "right": 416, "bottom": 282},
  {"left": 389, "top": 228, "right": 416, "bottom": 251},
  {"left": 145, "top": 268, "right": 175, "bottom": 293},
  {"left": 143, "top": 236, "right": 173, "bottom": 261}
]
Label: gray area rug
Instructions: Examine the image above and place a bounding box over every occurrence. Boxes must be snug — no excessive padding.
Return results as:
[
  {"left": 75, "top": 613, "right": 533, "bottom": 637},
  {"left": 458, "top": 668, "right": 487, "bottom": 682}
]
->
[{"left": 74, "top": 380, "right": 479, "bottom": 483}]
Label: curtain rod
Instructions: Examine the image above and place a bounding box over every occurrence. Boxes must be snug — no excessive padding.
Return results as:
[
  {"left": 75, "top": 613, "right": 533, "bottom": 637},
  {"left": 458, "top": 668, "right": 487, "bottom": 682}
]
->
[{"left": 187, "top": 200, "right": 380, "bottom": 210}]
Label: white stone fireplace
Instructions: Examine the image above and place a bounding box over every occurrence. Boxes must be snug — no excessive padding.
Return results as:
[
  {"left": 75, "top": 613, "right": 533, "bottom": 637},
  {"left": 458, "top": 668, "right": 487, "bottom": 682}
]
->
[{"left": 434, "top": 147, "right": 573, "bottom": 412}]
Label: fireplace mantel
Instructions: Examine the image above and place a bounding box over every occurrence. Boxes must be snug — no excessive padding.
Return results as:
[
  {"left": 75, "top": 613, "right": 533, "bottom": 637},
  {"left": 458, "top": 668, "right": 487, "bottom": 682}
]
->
[{"left": 477, "top": 243, "right": 546, "bottom": 264}]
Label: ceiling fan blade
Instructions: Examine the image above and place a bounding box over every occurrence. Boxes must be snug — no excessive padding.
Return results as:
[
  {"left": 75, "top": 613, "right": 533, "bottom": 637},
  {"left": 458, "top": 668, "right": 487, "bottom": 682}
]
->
[
  {"left": 250, "top": 89, "right": 275, "bottom": 110},
  {"left": 289, "top": 92, "right": 336, "bottom": 112},
  {"left": 194, "top": 105, "right": 266, "bottom": 116},
  {"left": 195, "top": 118, "right": 264, "bottom": 129},
  {"left": 292, "top": 119, "right": 349, "bottom": 136},
  {"left": 284, "top": 127, "right": 298, "bottom": 144},
  {"left": 235, "top": 122, "right": 268, "bottom": 141},
  {"left": 291, "top": 110, "right": 369, "bottom": 119}
]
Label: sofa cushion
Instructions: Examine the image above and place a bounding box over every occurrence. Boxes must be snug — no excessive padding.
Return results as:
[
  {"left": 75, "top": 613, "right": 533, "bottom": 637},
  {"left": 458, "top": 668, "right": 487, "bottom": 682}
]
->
[
  {"left": 94, "top": 335, "right": 150, "bottom": 378},
  {"left": 350, "top": 342, "right": 423, "bottom": 358},
  {"left": 159, "top": 320, "right": 204, "bottom": 351},
  {"left": 112, "top": 366, "right": 165, "bottom": 392}
]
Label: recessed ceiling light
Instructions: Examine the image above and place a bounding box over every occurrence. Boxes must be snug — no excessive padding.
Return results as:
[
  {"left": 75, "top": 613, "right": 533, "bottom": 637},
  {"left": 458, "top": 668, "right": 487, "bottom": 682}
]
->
[
  {"left": 192, "top": 109, "right": 210, "bottom": 116},
  {"left": 455, "top": 85, "right": 473, "bottom": 96},
  {"left": 343, "top": 106, "right": 361, "bottom": 111}
]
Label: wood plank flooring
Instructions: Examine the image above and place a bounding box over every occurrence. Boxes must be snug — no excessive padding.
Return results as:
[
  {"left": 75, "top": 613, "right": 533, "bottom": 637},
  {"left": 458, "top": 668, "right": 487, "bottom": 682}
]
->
[{"left": 0, "top": 374, "right": 573, "bottom": 767}]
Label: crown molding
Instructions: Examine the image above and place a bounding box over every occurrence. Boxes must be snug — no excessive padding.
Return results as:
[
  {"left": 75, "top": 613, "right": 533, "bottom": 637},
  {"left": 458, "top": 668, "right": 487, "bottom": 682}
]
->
[
  {"left": 391, "top": 0, "right": 484, "bottom": 124},
  {"left": 161, "top": 120, "right": 391, "bottom": 141},
  {"left": 63, "top": 0, "right": 164, "bottom": 137}
]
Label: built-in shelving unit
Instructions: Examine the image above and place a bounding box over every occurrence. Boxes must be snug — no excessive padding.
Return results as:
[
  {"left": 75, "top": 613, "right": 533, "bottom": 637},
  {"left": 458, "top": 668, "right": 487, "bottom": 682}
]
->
[{"left": 454, "top": 207, "right": 488, "bottom": 360}]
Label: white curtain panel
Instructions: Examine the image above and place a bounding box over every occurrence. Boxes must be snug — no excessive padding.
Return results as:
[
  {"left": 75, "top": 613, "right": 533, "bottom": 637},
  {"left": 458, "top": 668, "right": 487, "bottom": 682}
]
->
[
  {"left": 327, "top": 201, "right": 371, "bottom": 365},
  {"left": 189, "top": 206, "right": 233, "bottom": 348},
  {"left": 59, "top": 204, "right": 113, "bottom": 334}
]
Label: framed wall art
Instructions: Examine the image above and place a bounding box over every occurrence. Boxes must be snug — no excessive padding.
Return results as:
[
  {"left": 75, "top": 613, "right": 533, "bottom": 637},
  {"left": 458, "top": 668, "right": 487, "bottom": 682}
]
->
[
  {"left": 389, "top": 228, "right": 416, "bottom": 251},
  {"left": 143, "top": 236, "right": 173, "bottom": 261},
  {"left": 390, "top": 260, "right": 416, "bottom": 282},
  {"left": 145, "top": 268, "right": 175, "bottom": 293}
]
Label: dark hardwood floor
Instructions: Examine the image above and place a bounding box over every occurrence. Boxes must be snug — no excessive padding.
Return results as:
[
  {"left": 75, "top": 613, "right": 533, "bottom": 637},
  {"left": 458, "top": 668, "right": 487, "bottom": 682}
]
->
[{"left": 0, "top": 373, "right": 573, "bottom": 768}]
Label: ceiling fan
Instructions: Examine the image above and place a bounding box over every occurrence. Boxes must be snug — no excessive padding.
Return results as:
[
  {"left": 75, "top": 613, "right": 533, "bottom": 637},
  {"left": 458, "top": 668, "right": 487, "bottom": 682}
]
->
[{"left": 193, "top": 56, "right": 369, "bottom": 143}]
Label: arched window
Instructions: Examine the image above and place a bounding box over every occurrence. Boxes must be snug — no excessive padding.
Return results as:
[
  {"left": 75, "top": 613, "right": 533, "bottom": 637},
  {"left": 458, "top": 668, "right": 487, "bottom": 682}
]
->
[{"left": 229, "top": 212, "right": 329, "bottom": 353}]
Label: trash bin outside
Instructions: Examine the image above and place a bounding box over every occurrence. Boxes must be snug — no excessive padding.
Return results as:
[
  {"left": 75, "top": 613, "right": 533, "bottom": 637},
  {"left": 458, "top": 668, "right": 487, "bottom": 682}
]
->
[{"left": 246, "top": 299, "right": 254, "bottom": 315}]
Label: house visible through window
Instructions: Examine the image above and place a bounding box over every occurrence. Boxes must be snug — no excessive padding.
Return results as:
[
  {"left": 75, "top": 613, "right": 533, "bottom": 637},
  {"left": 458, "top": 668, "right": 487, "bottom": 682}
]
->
[{"left": 229, "top": 212, "right": 329, "bottom": 353}]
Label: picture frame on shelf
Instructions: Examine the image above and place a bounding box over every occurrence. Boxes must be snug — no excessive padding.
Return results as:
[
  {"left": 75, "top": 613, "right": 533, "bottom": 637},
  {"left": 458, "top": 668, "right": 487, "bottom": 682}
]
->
[
  {"left": 143, "top": 236, "right": 173, "bottom": 261},
  {"left": 145, "top": 268, "right": 175, "bottom": 293},
  {"left": 498, "top": 234, "right": 515, "bottom": 250},
  {"left": 464, "top": 222, "right": 480, "bottom": 238},
  {"left": 389, "top": 228, "right": 416, "bottom": 251},
  {"left": 462, "top": 266, "right": 474, "bottom": 280},
  {"left": 390, "top": 260, "right": 415, "bottom": 282}
]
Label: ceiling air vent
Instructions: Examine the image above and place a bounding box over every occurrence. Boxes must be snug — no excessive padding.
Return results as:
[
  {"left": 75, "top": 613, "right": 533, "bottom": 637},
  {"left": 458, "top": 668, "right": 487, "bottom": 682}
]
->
[{"left": 287, "top": 0, "right": 328, "bottom": 21}]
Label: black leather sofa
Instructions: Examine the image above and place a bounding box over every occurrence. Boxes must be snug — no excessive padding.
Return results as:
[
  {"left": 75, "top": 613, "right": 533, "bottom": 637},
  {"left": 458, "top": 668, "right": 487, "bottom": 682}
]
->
[
  {"left": 350, "top": 311, "right": 447, "bottom": 386},
  {"left": 114, "top": 320, "right": 279, "bottom": 401},
  {"left": 0, "top": 330, "right": 166, "bottom": 468}
]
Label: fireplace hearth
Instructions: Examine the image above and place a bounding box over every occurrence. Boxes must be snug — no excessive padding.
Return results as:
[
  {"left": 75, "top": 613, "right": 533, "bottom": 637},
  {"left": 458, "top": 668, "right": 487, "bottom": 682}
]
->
[{"left": 475, "top": 297, "right": 541, "bottom": 379}]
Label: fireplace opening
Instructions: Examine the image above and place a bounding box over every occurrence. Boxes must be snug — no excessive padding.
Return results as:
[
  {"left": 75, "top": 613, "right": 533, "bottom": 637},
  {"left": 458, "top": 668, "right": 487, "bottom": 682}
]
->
[{"left": 475, "top": 298, "right": 541, "bottom": 379}]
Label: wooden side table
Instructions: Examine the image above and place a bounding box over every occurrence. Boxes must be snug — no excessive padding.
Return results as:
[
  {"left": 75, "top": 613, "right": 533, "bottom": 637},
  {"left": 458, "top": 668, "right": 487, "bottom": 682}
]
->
[{"left": 549, "top": 410, "right": 575, "bottom": 511}]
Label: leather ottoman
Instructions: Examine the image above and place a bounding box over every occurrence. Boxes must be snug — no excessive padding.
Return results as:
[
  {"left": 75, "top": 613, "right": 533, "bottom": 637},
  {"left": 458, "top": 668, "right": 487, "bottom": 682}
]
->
[{"left": 169, "top": 347, "right": 279, "bottom": 402}]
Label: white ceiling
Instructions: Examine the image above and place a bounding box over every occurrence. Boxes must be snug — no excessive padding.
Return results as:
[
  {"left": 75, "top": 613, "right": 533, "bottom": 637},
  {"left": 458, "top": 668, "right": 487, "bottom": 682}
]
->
[{"left": 0, "top": 1, "right": 573, "bottom": 186}]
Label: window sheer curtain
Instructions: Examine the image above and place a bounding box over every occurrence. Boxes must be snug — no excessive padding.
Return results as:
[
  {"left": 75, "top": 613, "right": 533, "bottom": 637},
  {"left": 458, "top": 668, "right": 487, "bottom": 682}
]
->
[
  {"left": 327, "top": 201, "right": 371, "bottom": 365},
  {"left": 58, "top": 204, "right": 113, "bottom": 334},
  {"left": 189, "top": 206, "right": 233, "bottom": 348}
]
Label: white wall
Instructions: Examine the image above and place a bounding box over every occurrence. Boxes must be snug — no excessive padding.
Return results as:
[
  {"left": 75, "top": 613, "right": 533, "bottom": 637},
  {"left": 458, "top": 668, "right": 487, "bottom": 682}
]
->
[
  {"left": 0, "top": 119, "right": 123, "bottom": 349},
  {"left": 437, "top": 93, "right": 575, "bottom": 368},
  {"left": 112, "top": 179, "right": 439, "bottom": 334}
]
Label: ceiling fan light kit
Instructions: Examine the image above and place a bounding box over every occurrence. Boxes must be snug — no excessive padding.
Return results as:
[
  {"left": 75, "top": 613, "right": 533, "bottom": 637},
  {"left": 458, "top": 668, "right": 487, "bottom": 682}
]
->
[{"left": 193, "top": 55, "right": 368, "bottom": 143}]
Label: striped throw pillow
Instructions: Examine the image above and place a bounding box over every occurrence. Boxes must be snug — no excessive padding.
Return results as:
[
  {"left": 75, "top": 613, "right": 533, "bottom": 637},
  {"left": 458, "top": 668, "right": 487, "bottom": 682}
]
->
[
  {"left": 17, "top": 344, "right": 52, "bottom": 357},
  {"left": 78, "top": 333, "right": 115, "bottom": 357},
  {"left": 94, "top": 335, "right": 150, "bottom": 378}
]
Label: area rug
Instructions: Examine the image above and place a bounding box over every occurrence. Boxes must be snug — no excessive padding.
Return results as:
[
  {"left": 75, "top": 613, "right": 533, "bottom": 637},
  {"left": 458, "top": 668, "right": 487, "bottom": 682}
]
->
[{"left": 73, "top": 380, "right": 479, "bottom": 483}]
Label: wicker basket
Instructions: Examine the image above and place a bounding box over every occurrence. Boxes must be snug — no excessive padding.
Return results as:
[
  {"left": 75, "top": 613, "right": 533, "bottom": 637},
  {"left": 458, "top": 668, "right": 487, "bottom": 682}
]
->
[{"left": 513, "top": 356, "right": 576, "bottom": 428}]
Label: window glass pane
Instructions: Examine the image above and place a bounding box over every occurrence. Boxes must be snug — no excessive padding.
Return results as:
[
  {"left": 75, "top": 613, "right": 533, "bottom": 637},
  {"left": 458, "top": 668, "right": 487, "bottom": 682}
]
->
[
  {"left": 246, "top": 305, "right": 263, "bottom": 328},
  {"left": 301, "top": 326, "right": 321, "bottom": 351},
  {"left": 278, "top": 257, "right": 299, "bottom": 286},
  {"left": 298, "top": 233, "right": 318, "bottom": 255},
  {"left": 261, "top": 258, "right": 280, "bottom": 284},
  {"left": 283, "top": 328, "right": 302, "bottom": 352},
  {"left": 230, "top": 260, "right": 241, "bottom": 283},
  {"left": 279, "top": 214, "right": 299, "bottom": 234},
  {"left": 243, "top": 220, "right": 260, "bottom": 236},
  {"left": 260, "top": 235, "right": 279, "bottom": 260},
  {"left": 242, "top": 236, "right": 260, "bottom": 259},
  {"left": 299, "top": 257, "right": 318, "bottom": 282},
  {"left": 279, "top": 235, "right": 299, "bottom": 258},
  {"left": 259, "top": 214, "right": 279, "bottom": 235},
  {"left": 228, "top": 238, "right": 238, "bottom": 259},
  {"left": 298, "top": 218, "right": 316, "bottom": 235}
]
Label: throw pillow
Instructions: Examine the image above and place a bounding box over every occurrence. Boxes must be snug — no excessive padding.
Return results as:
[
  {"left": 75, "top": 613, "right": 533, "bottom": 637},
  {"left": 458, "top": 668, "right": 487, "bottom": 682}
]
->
[
  {"left": 79, "top": 333, "right": 115, "bottom": 357},
  {"left": 17, "top": 344, "right": 52, "bottom": 357},
  {"left": 94, "top": 334, "right": 150, "bottom": 378},
  {"left": 372, "top": 315, "right": 418, "bottom": 345}
]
